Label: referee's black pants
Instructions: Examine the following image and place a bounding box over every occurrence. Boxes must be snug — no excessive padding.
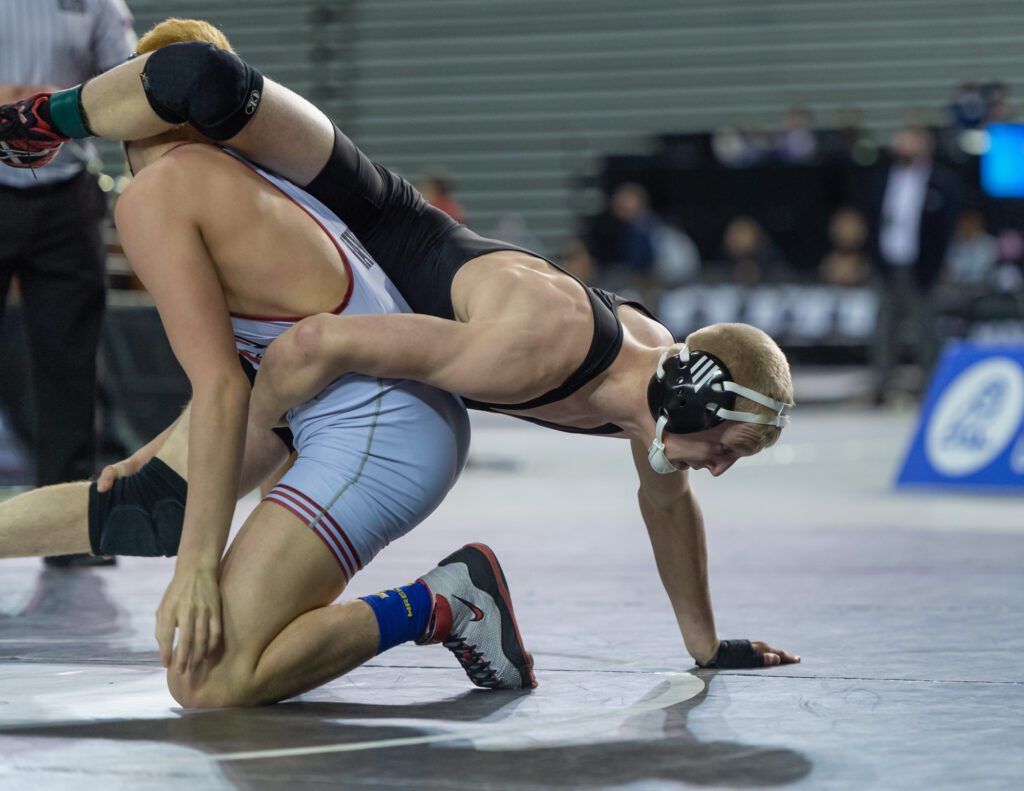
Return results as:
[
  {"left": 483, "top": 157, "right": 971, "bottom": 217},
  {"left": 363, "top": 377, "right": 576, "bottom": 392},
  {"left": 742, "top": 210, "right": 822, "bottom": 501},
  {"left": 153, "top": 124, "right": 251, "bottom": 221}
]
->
[{"left": 0, "top": 171, "right": 106, "bottom": 485}]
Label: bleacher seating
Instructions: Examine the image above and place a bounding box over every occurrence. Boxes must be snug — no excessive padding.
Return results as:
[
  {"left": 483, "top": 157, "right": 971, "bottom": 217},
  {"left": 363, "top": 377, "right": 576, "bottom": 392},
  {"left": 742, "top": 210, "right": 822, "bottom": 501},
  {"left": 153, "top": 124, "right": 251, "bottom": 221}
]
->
[{"left": 101, "top": 0, "right": 1023, "bottom": 256}]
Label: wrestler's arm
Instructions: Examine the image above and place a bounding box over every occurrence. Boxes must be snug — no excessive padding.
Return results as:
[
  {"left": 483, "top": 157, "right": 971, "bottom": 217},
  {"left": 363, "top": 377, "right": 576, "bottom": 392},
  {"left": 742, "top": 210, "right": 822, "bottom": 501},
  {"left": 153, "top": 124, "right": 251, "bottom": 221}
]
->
[
  {"left": 115, "top": 167, "right": 251, "bottom": 673},
  {"left": 94, "top": 411, "right": 184, "bottom": 492},
  {"left": 96, "top": 405, "right": 290, "bottom": 499},
  {"left": 629, "top": 440, "right": 800, "bottom": 668},
  {"left": 629, "top": 439, "right": 720, "bottom": 665},
  {"left": 78, "top": 54, "right": 333, "bottom": 186}
]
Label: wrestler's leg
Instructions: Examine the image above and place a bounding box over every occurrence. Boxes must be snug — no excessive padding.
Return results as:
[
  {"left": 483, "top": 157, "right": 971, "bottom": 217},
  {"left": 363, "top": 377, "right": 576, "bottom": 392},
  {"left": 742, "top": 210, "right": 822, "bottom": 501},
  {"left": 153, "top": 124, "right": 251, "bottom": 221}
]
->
[
  {"left": 0, "top": 406, "right": 288, "bottom": 559},
  {"left": 78, "top": 55, "right": 332, "bottom": 187},
  {"left": 167, "top": 500, "right": 376, "bottom": 707},
  {"left": 0, "top": 483, "right": 91, "bottom": 557},
  {"left": 251, "top": 309, "right": 568, "bottom": 430}
]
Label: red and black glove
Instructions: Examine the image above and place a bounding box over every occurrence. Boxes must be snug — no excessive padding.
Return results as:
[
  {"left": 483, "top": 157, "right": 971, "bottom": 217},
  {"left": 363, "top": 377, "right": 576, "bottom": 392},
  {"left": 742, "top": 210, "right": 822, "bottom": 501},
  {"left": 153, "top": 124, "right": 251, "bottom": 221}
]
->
[{"left": 0, "top": 93, "right": 68, "bottom": 169}]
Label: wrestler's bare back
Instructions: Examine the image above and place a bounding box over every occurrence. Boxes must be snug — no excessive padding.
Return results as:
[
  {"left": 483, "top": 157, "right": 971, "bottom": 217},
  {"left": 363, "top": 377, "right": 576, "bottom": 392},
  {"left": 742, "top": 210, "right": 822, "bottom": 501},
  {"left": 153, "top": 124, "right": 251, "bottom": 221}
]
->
[
  {"left": 450, "top": 251, "right": 673, "bottom": 432},
  {"left": 120, "top": 142, "right": 349, "bottom": 318}
]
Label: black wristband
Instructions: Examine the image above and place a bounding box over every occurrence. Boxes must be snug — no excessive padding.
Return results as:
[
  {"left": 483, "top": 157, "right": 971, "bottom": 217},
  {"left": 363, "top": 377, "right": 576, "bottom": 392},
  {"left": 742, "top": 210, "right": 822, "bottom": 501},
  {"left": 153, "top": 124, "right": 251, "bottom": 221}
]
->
[{"left": 698, "top": 639, "right": 765, "bottom": 669}]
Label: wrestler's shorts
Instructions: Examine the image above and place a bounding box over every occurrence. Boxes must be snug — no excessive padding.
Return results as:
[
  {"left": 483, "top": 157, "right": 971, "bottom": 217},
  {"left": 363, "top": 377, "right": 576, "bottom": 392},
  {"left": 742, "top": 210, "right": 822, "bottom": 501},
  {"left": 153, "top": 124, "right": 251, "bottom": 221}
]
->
[{"left": 263, "top": 374, "right": 470, "bottom": 581}]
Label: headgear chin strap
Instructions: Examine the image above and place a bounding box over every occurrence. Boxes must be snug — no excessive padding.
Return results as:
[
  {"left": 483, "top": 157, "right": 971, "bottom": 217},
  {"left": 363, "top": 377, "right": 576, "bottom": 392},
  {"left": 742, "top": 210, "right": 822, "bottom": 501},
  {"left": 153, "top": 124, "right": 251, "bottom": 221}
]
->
[{"left": 646, "top": 344, "right": 792, "bottom": 474}]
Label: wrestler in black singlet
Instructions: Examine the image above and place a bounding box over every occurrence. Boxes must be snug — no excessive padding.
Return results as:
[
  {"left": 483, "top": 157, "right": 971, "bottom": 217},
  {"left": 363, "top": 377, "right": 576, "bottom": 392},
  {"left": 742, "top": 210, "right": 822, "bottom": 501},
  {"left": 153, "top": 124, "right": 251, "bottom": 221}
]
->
[{"left": 303, "top": 125, "right": 666, "bottom": 435}]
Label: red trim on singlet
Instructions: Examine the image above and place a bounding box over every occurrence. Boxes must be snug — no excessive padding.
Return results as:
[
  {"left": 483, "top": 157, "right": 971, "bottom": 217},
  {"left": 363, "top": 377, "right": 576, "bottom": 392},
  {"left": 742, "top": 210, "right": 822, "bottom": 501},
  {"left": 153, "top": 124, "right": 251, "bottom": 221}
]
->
[
  {"left": 276, "top": 484, "right": 364, "bottom": 570},
  {"left": 263, "top": 489, "right": 356, "bottom": 579},
  {"left": 198, "top": 149, "right": 355, "bottom": 322},
  {"left": 237, "top": 349, "right": 261, "bottom": 367}
]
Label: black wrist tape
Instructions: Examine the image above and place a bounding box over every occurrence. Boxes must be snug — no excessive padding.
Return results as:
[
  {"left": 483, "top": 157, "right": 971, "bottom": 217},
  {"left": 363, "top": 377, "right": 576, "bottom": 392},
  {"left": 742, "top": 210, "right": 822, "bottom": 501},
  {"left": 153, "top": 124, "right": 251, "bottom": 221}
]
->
[{"left": 698, "top": 639, "right": 765, "bottom": 669}]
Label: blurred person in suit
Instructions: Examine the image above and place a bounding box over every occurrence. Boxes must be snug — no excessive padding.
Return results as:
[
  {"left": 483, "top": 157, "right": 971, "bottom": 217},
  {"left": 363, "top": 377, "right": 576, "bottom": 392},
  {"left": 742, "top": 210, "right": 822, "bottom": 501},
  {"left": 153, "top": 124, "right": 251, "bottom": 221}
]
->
[{"left": 867, "top": 125, "right": 960, "bottom": 403}]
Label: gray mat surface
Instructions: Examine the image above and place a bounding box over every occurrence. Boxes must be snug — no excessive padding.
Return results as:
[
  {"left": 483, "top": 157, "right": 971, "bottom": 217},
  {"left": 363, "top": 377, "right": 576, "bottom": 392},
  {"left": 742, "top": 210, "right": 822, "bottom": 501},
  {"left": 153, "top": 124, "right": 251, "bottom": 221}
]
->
[{"left": 1, "top": 407, "right": 1021, "bottom": 789}]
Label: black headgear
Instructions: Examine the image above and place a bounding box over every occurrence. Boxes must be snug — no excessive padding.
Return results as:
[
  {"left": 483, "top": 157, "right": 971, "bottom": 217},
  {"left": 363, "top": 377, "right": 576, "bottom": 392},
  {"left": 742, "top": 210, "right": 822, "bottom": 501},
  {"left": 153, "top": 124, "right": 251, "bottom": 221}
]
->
[
  {"left": 647, "top": 349, "right": 736, "bottom": 435},
  {"left": 646, "top": 345, "right": 792, "bottom": 474}
]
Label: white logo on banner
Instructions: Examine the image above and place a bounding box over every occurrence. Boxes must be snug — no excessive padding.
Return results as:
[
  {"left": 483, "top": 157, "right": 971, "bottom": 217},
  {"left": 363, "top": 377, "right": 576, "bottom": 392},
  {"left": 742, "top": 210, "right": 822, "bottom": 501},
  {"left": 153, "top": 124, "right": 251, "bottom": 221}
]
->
[
  {"left": 925, "top": 357, "right": 1024, "bottom": 476},
  {"left": 1011, "top": 435, "right": 1024, "bottom": 475}
]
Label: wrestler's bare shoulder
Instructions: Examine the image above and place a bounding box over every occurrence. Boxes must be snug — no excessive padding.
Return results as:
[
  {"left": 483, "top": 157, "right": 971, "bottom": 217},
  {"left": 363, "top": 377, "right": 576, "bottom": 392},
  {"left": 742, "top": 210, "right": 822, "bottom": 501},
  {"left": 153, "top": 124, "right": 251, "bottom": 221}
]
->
[
  {"left": 458, "top": 250, "right": 573, "bottom": 288},
  {"left": 454, "top": 249, "right": 591, "bottom": 321},
  {"left": 620, "top": 303, "right": 674, "bottom": 349},
  {"left": 117, "top": 145, "right": 235, "bottom": 216}
]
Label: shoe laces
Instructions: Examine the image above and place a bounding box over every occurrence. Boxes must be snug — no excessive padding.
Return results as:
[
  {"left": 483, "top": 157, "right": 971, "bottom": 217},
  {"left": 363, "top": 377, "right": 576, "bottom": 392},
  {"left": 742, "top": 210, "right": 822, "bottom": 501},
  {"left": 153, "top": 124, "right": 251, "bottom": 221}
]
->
[
  {"left": 443, "top": 633, "right": 500, "bottom": 688},
  {"left": 0, "top": 103, "right": 23, "bottom": 132}
]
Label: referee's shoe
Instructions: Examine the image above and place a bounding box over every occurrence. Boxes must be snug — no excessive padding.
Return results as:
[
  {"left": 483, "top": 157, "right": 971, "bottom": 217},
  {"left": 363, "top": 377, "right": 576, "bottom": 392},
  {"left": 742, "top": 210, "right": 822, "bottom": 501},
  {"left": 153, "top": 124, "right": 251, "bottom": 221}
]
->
[{"left": 44, "top": 554, "right": 117, "bottom": 568}]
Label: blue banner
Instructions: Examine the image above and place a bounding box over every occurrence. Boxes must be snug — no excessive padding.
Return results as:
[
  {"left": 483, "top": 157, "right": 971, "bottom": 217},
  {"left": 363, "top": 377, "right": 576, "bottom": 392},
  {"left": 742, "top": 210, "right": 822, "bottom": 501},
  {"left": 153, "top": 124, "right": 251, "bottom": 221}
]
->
[{"left": 896, "top": 342, "right": 1024, "bottom": 492}]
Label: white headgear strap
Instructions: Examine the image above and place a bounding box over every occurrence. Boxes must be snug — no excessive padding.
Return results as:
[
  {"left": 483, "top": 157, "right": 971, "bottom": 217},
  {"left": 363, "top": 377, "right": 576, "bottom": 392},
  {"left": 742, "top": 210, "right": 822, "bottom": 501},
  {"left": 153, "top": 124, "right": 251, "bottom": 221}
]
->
[
  {"left": 647, "top": 414, "right": 677, "bottom": 474},
  {"left": 713, "top": 381, "right": 790, "bottom": 427}
]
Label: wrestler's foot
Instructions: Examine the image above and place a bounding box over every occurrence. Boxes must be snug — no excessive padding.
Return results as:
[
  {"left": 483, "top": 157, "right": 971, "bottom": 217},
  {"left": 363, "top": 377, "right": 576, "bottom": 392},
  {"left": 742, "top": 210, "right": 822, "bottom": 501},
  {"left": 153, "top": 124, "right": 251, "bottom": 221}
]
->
[
  {"left": 0, "top": 93, "right": 66, "bottom": 168},
  {"left": 418, "top": 543, "right": 536, "bottom": 690}
]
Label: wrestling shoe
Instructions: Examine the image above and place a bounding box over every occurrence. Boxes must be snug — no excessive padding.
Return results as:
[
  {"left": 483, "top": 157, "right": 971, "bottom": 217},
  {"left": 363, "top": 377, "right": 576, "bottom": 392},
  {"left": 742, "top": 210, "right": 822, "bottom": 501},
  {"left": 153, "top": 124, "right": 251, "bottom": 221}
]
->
[
  {"left": 417, "top": 543, "right": 536, "bottom": 690},
  {"left": 0, "top": 93, "right": 67, "bottom": 168}
]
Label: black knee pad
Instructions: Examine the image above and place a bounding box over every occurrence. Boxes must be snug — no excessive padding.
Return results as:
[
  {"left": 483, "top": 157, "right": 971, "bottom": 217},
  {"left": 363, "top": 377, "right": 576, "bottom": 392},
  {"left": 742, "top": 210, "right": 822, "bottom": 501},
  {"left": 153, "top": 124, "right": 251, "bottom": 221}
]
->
[
  {"left": 141, "top": 42, "right": 264, "bottom": 140},
  {"left": 88, "top": 458, "right": 187, "bottom": 557}
]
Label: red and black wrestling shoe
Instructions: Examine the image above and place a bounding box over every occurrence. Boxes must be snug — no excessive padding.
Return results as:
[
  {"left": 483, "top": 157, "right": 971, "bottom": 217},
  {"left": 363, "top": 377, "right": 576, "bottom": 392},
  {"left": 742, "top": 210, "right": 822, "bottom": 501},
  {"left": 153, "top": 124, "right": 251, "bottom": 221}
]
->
[
  {"left": 417, "top": 543, "right": 537, "bottom": 690},
  {"left": 0, "top": 93, "right": 67, "bottom": 168}
]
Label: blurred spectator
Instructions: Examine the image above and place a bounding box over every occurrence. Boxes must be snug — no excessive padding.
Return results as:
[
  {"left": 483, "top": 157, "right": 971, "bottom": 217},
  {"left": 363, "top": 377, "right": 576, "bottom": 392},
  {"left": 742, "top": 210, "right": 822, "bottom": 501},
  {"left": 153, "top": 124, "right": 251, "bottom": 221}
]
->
[
  {"left": 418, "top": 169, "right": 465, "bottom": 224},
  {"left": 984, "top": 81, "right": 1013, "bottom": 123},
  {"left": 775, "top": 106, "right": 818, "bottom": 164},
  {"left": 992, "top": 229, "right": 1024, "bottom": 293},
  {"left": 950, "top": 81, "right": 988, "bottom": 130},
  {"left": 867, "top": 125, "right": 961, "bottom": 402},
  {"left": 944, "top": 210, "right": 998, "bottom": 285},
  {"left": 602, "top": 182, "right": 700, "bottom": 302},
  {"left": 493, "top": 213, "right": 544, "bottom": 258},
  {"left": 821, "top": 107, "right": 878, "bottom": 166},
  {"left": 712, "top": 122, "right": 771, "bottom": 168},
  {"left": 820, "top": 208, "right": 872, "bottom": 286},
  {"left": 559, "top": 236, "right": 595, "bottom": 283},
  {"left": 717, "top": 216, "right": 790, "bottom": 286},
  {"left": 652, "top": 222, "right": 701, "bottom": 288},
  {"left": 609, "top": 183, "right": 657, "bottom": 275}
]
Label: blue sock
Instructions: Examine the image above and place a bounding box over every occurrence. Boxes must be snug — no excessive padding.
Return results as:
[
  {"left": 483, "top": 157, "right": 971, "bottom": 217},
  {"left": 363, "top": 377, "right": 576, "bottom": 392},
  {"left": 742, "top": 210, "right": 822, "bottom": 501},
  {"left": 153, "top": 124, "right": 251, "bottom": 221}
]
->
[{"left": 359, "top": 580, "right": 432, "bottom": 654}]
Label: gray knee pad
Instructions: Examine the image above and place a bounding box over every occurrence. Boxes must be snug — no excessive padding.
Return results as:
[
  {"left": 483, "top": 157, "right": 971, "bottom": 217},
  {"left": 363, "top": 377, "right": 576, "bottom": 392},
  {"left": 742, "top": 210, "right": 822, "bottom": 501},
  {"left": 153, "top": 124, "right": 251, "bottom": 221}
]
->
[
  {"left": 141, "top": 42, "right": 264, "bottom": 140},
  {"left": 88, "top": 458, "right": 187, "bottom": 557}
]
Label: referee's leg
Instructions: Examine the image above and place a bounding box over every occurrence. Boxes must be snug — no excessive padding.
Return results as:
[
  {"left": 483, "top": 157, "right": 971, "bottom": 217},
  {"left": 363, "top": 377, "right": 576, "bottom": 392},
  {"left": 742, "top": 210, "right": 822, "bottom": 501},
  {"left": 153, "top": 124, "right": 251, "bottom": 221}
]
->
[
  {"left": 0, "top": 185, "right": 30, "bottom": 453},
  {"left": 18, "top": 174, "right": 107, "bottom": 559}
]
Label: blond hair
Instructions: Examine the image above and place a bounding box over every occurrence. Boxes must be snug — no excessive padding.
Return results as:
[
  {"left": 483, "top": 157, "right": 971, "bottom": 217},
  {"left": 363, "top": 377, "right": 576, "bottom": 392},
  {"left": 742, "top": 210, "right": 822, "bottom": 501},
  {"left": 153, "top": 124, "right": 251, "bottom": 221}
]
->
[
  {"left": 136, "top": 18, "right": 234, "bottom": 56},
  {"left": 684, "top": 323, "right": 793, "bottom": 450}
]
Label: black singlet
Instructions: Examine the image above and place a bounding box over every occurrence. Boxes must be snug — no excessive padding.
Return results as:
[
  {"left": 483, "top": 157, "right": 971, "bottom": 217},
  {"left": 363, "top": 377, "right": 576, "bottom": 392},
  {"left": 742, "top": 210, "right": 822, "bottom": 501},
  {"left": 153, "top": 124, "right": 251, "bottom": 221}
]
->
[
  {"left": 302, "top": 124, "right": 665, "bottom": 435},
  {"left": 461, "top": 288, "right": 658, "bottom": 435}
]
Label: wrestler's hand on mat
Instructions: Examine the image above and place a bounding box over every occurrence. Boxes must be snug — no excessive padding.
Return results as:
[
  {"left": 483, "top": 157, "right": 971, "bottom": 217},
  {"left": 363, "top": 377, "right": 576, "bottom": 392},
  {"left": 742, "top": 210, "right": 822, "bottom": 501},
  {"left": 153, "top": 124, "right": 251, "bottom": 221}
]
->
[
  {"left": 697, "top": 639, "right": 800, "bottom": 669},
  {"left": 156, "top": 567, "right": 223, "bottom": 673}
]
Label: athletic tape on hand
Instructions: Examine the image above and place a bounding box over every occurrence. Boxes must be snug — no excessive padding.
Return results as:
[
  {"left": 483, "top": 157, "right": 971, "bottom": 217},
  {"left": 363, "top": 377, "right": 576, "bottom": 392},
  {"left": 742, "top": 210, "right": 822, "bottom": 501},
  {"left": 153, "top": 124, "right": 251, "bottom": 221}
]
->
[{"left": 698, "top": 639, "right": 765, "bottom": 669}]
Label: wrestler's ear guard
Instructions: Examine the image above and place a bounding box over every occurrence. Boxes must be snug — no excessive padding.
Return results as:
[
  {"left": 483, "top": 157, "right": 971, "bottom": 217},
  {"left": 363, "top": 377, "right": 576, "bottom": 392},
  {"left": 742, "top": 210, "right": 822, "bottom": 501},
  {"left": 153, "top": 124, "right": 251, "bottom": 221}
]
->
[{"left": 646, "top": 344, "right": 792, "bottom": 474}]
